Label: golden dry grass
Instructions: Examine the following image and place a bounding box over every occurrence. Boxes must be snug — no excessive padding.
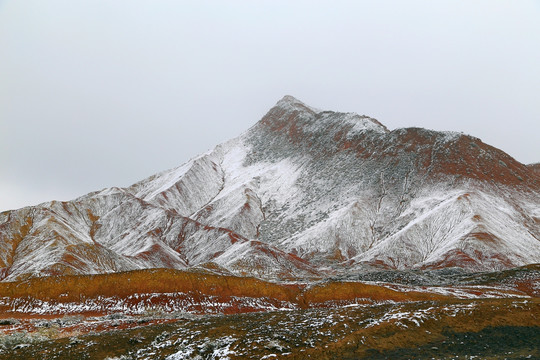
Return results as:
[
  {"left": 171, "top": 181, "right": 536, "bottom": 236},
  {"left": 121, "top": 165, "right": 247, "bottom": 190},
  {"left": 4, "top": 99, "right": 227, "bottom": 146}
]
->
[
  {"left": 301, "top": 281, "right": 451, "bottom": 305},
  {"left": 0, "top": 269, "right": 457, "bottom": 313},
  {"left": 0, "top": 269, "right": 299, "bottom": 303}
]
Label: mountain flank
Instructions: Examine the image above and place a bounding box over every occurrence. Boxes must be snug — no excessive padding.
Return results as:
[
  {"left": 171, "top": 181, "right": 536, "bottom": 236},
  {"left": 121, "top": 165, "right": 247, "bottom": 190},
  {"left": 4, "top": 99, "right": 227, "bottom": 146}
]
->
[{"left": 1, "top": 96, "right": 539, "bottom": 282}]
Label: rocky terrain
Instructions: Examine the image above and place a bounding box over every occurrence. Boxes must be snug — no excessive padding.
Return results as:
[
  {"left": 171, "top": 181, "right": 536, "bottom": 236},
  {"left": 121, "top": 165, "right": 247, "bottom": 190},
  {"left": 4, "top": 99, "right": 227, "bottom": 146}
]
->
[
  {"left": 1, "top": 96, "right": 539, "bottom": 358},
  {"left": 0, "top": 265, "right": 539, "bottom": 359}
]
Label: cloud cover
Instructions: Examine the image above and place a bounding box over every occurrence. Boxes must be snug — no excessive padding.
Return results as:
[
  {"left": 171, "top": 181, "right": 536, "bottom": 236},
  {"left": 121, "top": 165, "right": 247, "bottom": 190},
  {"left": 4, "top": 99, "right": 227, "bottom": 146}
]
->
[{"left": 1, "top": 0, "right": 539, "bottom": 211}]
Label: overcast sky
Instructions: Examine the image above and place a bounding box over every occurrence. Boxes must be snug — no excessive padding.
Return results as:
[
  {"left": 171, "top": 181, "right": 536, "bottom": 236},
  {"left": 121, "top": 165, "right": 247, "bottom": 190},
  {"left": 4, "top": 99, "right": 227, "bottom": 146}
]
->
[{"left": 1, "top": 0, "right": 539, "bottom": 212}]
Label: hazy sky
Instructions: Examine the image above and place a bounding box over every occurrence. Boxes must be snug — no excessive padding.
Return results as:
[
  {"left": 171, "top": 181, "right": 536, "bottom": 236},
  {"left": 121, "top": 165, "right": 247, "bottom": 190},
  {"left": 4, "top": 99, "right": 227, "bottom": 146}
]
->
[{"left": 1, "top": 0, "right": 539, "bottom": 212}]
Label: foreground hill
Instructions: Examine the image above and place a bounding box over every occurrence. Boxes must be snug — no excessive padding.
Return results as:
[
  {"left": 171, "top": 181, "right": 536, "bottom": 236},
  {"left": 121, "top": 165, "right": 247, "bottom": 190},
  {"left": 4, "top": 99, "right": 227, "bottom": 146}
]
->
[
  {"left": 0, "top": 267, "right": 539, "bottom": 359},
  {"left": 1, "top": 96, "right": 539, "bottom": 282}
]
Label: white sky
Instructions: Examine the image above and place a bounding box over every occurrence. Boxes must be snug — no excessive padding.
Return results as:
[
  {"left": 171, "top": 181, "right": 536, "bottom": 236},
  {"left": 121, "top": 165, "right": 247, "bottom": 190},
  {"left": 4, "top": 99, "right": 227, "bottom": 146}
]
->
[{"left": 1, "top": 0, "right": 539, "bottom": 212}]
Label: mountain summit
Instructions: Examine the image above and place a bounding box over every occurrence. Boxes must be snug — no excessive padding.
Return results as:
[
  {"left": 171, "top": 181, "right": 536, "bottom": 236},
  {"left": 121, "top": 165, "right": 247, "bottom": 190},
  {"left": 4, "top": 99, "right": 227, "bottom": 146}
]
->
[{"left": 1, "top": 97, "right": 539, "bottom": 282}]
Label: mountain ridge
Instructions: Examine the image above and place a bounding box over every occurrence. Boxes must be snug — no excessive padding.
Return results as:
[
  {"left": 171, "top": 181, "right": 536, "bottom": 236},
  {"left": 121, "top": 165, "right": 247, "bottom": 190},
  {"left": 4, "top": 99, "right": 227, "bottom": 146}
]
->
[{"left": 1, "top": 96, "right": 539, "bottom": 282}]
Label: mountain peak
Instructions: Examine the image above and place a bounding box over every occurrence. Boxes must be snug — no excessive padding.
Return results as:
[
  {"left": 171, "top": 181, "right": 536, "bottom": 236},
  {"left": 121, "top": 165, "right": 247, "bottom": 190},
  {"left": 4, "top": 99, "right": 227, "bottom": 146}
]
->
[
  {"left": 259, "top": 96, "right": 388, "bottom": 139},
  {"left": 273, "top": 95, "right": 322, "bottom": 114},
  {"left": 279, "top": 94, "right": 302, "bottom": 103}
]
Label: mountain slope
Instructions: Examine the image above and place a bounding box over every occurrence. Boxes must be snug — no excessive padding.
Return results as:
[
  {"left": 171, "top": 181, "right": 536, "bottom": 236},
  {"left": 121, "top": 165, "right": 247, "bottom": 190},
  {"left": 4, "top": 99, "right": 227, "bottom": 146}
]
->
[{"left": 1, "top": 96, "right": 539, "bottom": 281}]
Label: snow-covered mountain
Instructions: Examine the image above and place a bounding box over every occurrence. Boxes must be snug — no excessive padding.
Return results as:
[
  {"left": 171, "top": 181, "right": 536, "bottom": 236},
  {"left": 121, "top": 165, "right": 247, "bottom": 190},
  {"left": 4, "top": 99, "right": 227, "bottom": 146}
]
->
[{"left": 1, "top": 96, "right": 539, "bottom": 282}]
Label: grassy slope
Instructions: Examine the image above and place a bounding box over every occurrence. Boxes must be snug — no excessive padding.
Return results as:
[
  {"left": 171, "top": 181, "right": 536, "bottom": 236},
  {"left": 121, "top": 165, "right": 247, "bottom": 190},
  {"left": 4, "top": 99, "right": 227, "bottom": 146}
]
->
[{"left": 0, "top": 268, "right": 451, "bottom": 310}]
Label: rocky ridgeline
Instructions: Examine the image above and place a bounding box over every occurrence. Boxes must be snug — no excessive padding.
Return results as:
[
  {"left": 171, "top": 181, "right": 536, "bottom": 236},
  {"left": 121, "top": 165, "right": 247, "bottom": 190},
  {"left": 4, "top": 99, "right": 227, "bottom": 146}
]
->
[{"left": 1, "top": 96, "right": 539, "bottom": 282}]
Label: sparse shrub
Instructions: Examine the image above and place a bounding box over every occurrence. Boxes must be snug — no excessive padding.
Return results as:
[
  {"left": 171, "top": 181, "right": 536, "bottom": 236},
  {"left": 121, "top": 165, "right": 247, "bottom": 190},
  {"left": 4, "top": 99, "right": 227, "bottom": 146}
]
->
[
  {"left": 169, "top": 311, "right": 197, "bottom": 320},
  {"left": 265, "top": 339, "right": 288, "bottom": 352},
  {"left": 104, "top": 356, "right": 133, "bottom": 360},
  {"left": 0, "top": 318, "right": 19, "bottom": 326},
  {"left": 128, "top": 335, "right": 144, "bottom": 345},
  {"left": 0, "top": 331, "right": 41, "bottom": 349},
  {"left": 61, "top": 314, "right": 84, "bottom": 325},
  {"left": 142, "top": 307, "right": 165, "bottom": 319},
  {"left": 199, "top": 339, "right": 218, "bottom": 354},
  {"left": 69, "top": 337, "right": 82, "bottom": 345},
  {"left": 35, "top": 320, "right": 52, "bottom": 328},
  {"left": 105, "top": 313, "right": 126, "bottom": 320},
  {"left": 37, "top": 324, "right": 60, "bottom": 339}
]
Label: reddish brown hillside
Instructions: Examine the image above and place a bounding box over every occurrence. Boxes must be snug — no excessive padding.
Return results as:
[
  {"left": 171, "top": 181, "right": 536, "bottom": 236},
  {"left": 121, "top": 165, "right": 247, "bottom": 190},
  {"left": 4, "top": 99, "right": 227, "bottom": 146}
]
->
[
  {"left": 529, "top": 163, "right": 540, "bottom": 177},
  {"left": 257, "top": 103, "right": 539, "bottom": 188}
]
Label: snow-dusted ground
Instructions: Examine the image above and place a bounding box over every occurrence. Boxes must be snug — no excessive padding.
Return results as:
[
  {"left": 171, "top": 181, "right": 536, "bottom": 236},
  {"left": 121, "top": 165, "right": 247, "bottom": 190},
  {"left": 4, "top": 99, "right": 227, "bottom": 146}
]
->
[{"left": 0, "top": 292, "right": 295, "bottom": 316}]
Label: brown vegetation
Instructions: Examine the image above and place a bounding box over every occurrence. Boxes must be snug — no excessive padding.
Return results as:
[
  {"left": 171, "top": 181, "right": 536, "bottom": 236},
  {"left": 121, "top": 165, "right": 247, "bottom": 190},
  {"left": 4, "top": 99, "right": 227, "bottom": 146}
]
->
[
  {"left": 301, "top": 281, "right": 451, "bottom": 306},
  {"left": 0, "top": 269, "right": 459, "bottom": 317},
  {"left": 0, "top": 269, "right": 299, "bottom": 304}
]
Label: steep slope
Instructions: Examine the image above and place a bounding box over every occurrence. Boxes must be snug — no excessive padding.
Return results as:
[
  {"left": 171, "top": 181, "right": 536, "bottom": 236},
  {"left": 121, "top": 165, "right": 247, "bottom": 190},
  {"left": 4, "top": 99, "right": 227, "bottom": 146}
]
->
[
  {"left": 167, "top": 96, "right": 540, "bottom": 271},
  {"left": 1, "top": 96, "right": 539, "bottom": 282},
  {"left": 0, "top": 186, "right": 318, "bottom": 282},
  {"left": 529, "top": 163, "right": 540, "bottom": 177}
]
